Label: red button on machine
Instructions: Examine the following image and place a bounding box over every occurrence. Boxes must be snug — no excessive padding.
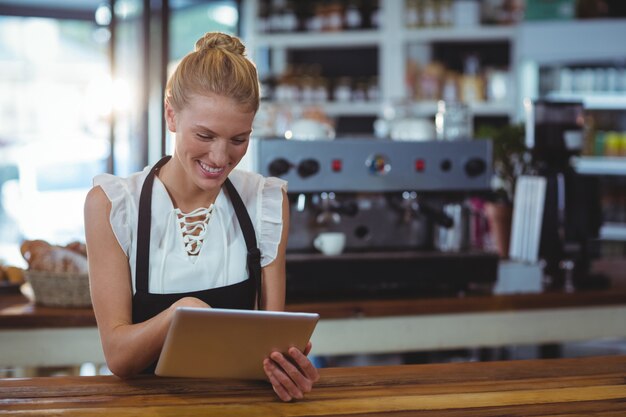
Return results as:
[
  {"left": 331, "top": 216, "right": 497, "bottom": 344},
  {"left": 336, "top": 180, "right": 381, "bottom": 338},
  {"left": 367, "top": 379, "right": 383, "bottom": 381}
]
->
[
  {"left": 415, "top": 159, "right": 425, "bottom": 172},
  {"left": 332, "top": 159, "right": 342, "bottom": 172}
]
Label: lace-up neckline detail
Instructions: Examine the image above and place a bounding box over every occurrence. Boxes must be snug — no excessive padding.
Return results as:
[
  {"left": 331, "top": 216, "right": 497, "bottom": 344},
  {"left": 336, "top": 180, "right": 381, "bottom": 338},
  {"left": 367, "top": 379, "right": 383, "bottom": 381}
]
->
[{"left": 175, "top": 205, "right": 214, "bottom": 256}]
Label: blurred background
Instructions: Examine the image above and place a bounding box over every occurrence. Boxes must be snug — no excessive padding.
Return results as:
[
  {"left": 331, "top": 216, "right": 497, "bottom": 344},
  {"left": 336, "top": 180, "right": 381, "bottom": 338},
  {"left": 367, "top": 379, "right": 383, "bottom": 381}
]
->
[{"left": 0, "top": 0, "right": 624, "bottom": 291}]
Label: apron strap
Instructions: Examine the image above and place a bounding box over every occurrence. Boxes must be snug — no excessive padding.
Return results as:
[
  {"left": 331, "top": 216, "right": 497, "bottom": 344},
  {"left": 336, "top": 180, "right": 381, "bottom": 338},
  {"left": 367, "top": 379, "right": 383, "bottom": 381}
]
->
[
  {"left": 136, "top": 155, "right": 171, "bottom": 293},
  {"left": 223, "top": 178, "right": 263, "bottom": 310}
]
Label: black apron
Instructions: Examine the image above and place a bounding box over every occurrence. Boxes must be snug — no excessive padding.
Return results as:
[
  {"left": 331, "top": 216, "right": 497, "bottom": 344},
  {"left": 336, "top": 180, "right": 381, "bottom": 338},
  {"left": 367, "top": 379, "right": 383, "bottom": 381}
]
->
[{"left": 132, "top": 155, "right": 262, "bottom": 373}]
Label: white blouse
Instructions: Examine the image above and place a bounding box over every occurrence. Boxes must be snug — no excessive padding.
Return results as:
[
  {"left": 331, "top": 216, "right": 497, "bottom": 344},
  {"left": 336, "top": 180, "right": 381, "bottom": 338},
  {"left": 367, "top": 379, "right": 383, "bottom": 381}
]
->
[{"left": 93, "top": 166, "right": 287, "bottom": 294}]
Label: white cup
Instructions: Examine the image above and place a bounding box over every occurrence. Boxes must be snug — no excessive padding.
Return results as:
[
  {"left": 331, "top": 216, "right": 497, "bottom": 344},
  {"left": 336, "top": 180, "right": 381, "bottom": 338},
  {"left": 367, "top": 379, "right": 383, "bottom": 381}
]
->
[
  {"left": 289, "top": 119, "right": 336, "bottom": 141},
  {"left": 313, "top": 232, "right": 346, "bottom": 256}
]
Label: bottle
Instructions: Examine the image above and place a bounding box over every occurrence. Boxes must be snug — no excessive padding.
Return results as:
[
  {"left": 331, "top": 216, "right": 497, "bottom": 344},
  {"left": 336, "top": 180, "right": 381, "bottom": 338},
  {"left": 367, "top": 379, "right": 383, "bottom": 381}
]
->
[
  {"left": 460, "top": 54, "right": 484, "bottom": 103},
  {"left": 325, "top": 0, "right": 344, "bottom": 31},
  {"left": 333, "top": 77, "right": 353, "bottom": 102},
  {"left": 257, "top": 0, "right": 270, "bottom": 33},
  {"left": 344, "top": 0, "right": 363, "bottom": 30},
  {"left": 369, "top": 0, "right": 381, "bottom": 29},
  {"left": 308, "top": 2, "right": 325, "bottom": 32},
  {"left": 367, "top": 76, "right": 380, "bottom": 101},
  {"left": 282, "top": 0, "right": 298, "bottom": 32},
  {"left": 406, "top": 0, "right": 420, "bottom": 28},
  {"left": 438, "top": 0, "right": 453, "bottom": 26},
  {"left": 422, "top": 0, "right": 437, "bottom": 27},
  {"left": 269, "top": 0, "right": 286, "bottom": 32}
]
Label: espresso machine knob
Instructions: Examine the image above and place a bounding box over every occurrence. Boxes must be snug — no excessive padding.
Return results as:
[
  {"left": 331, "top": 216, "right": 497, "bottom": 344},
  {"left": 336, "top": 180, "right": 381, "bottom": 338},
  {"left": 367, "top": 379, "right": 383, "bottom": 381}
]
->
[
  {"left": 297, "top": 159, "right": 320, "bottom": 178},
  {"left": 464, "top": 158, "right": 487, "bottom": 177},
  {"left": 268, "top": 158, "right": 291, "bottom": 177}
]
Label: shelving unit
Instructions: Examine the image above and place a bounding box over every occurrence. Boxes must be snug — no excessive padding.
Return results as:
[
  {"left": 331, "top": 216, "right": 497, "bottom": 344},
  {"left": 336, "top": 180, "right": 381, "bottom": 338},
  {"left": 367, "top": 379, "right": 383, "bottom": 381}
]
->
[
  {"left": 573, "top": 157, "right": 626, "bottom": 176},
  {"left": 268, "top": 101, "right": 381, "bottom": 117},
  {"left": 403, "top": 25, "right": 516, "bottom": 43},
  {"left": 514, "top": 18, "right": 626, "bottom": 252},
  {"left": 600, "top": 223, "right": 626, "bottom": 242},
  {"left": 574, "top": 158, "right": 626, "bottom": 243},
  {"left": 516, "top": 19, "right": 626, "bottom": 119},
  {"left": 252, "top": 30, "right": 381, "bottom": 48},
  {"left": 242, "top": 0, "right": 520, "bottom": 123},
  {"left": 546, "top": 93, "right": 626, "bottom": 111}
]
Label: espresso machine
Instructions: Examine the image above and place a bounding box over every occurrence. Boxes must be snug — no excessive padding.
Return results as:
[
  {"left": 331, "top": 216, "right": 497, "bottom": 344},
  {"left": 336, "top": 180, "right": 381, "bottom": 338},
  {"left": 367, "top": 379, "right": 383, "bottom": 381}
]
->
[{"left": 250, "top": 137, "right": 499, "bottom": 300}]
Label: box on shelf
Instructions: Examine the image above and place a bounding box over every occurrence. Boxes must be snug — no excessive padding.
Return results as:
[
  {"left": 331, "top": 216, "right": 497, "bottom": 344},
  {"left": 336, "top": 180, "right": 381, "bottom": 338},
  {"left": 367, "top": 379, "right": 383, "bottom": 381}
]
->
[{"left": 524, "top": 0, "right": 576, "bottom": 21}]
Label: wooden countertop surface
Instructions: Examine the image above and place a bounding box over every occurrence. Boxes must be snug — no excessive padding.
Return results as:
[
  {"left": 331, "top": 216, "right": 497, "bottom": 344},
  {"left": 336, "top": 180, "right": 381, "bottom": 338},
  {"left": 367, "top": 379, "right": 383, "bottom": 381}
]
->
[
  {"left": 2, "top": 287, "right": 626, "bottom": 329},
  {"left": 2, "top": 355, "right": 626, "bottom": 416}
]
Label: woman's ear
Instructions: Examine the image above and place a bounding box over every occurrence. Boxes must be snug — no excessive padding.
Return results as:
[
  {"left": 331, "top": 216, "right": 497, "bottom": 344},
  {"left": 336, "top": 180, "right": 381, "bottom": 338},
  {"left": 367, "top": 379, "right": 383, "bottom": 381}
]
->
[{"left": 164, "top": 99, "right": 177, "bottom": 133}]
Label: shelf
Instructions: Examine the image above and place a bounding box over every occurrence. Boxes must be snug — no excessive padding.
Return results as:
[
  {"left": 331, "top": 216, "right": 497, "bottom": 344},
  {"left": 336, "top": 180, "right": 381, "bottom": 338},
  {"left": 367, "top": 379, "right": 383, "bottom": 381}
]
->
[
  {"left": 409, "top": 101, "right": 514, "bottom": 117},
  {"left": 518, "top": 19, "right": 626, "bottom": 65},
  {"left": 264, "top": 100, "right": 514, "bottom": 117},
  {"left": 266, "top": 101, "right": 381, "bottom": 116},
  {"left": 253, "top": 30, "right": 381, "bottom": 49},
  {"left": 403, "top": 25, "right": 516, "bottom": 43},
  {"left": 600, "top": 223, "right": 626, "bottom": 242},
  {"left": 545, "top": 92, "right": 626, "bottom": 110},
  {"left": 573, "top": 157, "right": 626, "bottom": 176}
]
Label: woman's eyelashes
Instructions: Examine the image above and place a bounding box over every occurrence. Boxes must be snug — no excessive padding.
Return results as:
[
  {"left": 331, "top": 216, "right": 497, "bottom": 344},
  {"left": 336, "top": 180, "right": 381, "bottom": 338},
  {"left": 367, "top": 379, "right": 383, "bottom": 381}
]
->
[
  {"left": 196, "top": 133, "right": 214, "bottom": 140},
  {"left": 231, "top": 137, "right": 249, "bottom": 145},
  {"left": 195, "top": 133, "right": 248, "bottom": 145}
]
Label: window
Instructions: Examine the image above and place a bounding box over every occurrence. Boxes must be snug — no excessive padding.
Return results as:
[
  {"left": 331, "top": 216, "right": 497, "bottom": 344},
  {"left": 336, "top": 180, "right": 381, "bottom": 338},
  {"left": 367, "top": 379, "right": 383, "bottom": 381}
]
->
[{"left": 0, "top": 16, "right": 110, "bottom": 266}]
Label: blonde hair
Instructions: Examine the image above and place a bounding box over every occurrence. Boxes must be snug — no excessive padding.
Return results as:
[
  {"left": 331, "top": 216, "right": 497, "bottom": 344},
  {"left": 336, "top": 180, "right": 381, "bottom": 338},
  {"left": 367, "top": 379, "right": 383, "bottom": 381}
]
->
[{"left": 165, "top": 32, "right": 259, "bottom": 113}]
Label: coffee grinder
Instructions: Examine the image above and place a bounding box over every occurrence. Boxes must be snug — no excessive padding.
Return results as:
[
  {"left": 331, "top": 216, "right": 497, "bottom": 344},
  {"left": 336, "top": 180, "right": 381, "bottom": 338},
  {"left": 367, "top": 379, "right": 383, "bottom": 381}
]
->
[{"left": 526, "top": 99, "right": 605, "bottom": 290}]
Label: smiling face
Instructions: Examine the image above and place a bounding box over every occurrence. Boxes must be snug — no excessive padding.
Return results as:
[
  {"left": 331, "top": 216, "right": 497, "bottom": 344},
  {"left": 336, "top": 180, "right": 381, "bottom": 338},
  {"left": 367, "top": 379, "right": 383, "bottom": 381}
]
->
[{"left": 164, "top": 93, "right": 255, "bottom": 197}]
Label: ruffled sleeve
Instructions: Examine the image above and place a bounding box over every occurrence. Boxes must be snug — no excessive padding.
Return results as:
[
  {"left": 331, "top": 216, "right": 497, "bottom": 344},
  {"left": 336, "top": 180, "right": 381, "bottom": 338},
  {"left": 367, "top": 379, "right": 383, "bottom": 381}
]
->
[
  {"left": 93, "top": 173, "right": 132, "bottom": 257},
  {"left": 258, "top": 176, "right": 287, "bottom": 267}
]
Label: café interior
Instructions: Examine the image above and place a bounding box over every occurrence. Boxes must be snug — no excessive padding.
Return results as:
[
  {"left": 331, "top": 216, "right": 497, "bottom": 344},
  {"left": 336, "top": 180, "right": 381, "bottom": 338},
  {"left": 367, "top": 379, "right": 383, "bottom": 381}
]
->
[{"left": 1, "top": 0, "right": 626, "bottom": 414}]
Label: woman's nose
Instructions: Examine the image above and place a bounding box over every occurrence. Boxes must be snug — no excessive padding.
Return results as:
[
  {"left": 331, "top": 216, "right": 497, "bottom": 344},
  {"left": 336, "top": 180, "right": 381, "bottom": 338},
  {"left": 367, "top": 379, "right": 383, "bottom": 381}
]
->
[{"left": 209, "top": 140, "right": 229, "bottom": 166}]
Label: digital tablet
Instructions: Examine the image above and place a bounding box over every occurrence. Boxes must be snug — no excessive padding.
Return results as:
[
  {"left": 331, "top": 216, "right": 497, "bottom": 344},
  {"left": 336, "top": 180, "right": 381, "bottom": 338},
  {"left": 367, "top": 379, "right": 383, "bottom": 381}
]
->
[{"left": 155, "top": 307, "right": 320, "bottom": 380}]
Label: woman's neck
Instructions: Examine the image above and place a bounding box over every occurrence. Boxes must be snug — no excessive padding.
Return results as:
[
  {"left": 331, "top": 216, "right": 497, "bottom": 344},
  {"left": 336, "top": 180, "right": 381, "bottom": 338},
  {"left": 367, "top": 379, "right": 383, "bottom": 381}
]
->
[{"left": 156, "top": 157, "right": 220, "bottom": 212}]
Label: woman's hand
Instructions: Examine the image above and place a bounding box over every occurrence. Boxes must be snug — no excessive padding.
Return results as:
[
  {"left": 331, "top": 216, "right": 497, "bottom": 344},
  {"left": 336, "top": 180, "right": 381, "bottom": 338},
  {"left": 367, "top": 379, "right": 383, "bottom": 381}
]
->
[
  {"left": 170, "top": 297, "right": 210, "bottom": 310},
  {"left": 263, "top": 341, "right": 320, "bottom": 402}
]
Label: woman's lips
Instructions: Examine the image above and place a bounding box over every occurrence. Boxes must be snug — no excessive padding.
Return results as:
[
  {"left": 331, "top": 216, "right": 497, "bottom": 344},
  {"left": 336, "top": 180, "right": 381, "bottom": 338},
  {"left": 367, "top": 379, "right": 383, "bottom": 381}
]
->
[{"left": 197, "top": 160, "right": 225, "bottom": 179}]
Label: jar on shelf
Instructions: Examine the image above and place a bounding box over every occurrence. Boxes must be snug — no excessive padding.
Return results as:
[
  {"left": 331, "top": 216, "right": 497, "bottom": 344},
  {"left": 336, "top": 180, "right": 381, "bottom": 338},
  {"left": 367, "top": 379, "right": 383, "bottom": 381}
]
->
[
  {"left": 367, "top": 76, "right": 380, "bottom": 101},
  {"left": 344, "top": 0, "right": 363, "bottom": 30},
  {"left": 422, "top": 0, "right": 437, "bottom": 27},
  {"left": 325, "top": 0, "right": 344, "bottom": 31},
  {"left": 333, "top": 77, "right": 353, "bottom": 102},
  {"left": 438, "top": 0, "right": 453, "bottom": 26},
  {"left": 435, "top": 100, "right": 473, "bottom": 141},
  {"left": 405, "top": 0, "right": 421, "bottom": 28}
]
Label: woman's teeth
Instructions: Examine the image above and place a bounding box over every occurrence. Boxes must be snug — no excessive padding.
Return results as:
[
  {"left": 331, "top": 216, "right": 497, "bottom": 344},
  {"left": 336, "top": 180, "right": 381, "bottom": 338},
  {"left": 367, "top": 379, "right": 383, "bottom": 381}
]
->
[{"left": 198, "top": 161, "right": 223, "bottom": 173}]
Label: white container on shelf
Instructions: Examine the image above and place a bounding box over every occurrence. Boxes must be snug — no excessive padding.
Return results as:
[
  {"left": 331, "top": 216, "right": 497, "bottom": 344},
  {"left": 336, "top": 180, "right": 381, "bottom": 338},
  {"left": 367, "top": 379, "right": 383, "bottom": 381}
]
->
[{"left": 453, "top": 0, "right": 481, "bottom": 27}]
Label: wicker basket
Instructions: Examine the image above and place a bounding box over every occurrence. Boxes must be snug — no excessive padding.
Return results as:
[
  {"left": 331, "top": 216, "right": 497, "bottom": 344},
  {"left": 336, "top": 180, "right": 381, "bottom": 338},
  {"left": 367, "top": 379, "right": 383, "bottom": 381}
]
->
[{"left": 25, "top": 270, "right": 91, "bottom": 308}]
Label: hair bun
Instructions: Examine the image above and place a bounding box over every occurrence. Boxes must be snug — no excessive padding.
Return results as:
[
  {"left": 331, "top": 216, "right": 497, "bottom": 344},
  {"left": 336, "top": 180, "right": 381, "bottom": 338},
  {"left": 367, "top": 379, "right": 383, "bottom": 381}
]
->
[{"left": 194, "top": 32, "right": 245, "bottom": 55}]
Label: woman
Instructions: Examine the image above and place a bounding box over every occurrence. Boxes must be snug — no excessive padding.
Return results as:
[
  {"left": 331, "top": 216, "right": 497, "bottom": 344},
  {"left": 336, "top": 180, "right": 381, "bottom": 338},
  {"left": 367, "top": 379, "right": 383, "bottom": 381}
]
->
[{"left": 84, "top": 32, "right": 318, "bottom": 402}]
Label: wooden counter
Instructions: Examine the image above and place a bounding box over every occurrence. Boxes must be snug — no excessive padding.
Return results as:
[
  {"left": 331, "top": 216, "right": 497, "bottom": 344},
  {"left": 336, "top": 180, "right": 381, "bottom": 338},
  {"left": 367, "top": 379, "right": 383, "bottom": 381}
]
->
[
  {"left": 3, "top": 286, "right": 626, "bottom": 368},
  {"left": 2, "top": 355, "right": 626, "bottom": 416}
]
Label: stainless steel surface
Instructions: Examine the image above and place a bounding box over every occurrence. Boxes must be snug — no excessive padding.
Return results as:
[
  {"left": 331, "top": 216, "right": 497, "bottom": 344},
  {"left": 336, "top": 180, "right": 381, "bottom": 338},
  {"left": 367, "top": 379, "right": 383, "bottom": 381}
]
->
[
  {"left": 434, "top": 203, "right": 471, "bottom": 252},
  {"left": 251, "top": 137, "right": 492, "bottom": 254},
  {"left": 252, "top": 138, "right": 492, "bottom": 193}
]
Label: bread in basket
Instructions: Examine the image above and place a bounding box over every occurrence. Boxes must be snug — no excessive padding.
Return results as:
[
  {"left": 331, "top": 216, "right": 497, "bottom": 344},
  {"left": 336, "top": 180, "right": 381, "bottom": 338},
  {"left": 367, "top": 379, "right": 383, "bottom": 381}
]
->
[{"left": 21, "top": 240, "right": 91, "bottom": 308}]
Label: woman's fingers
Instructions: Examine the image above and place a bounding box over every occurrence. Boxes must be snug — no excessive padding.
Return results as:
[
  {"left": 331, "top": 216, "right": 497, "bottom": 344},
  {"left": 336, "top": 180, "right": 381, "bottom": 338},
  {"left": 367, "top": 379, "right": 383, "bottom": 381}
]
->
[
  {"left": 264, "top": 345, "right": 320, "bottom": 402},
  {"left": 263, "top": 359, "right": 292, "bottom": 402},
  {"left": 270, "top": 351, "right": 312, "bottom": 394},
  {"left": 288, "top": 347, "right": 320, "bottom": 383},
  {"left": 265, "top": 356, "right": 304, "bottom": 400}
]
